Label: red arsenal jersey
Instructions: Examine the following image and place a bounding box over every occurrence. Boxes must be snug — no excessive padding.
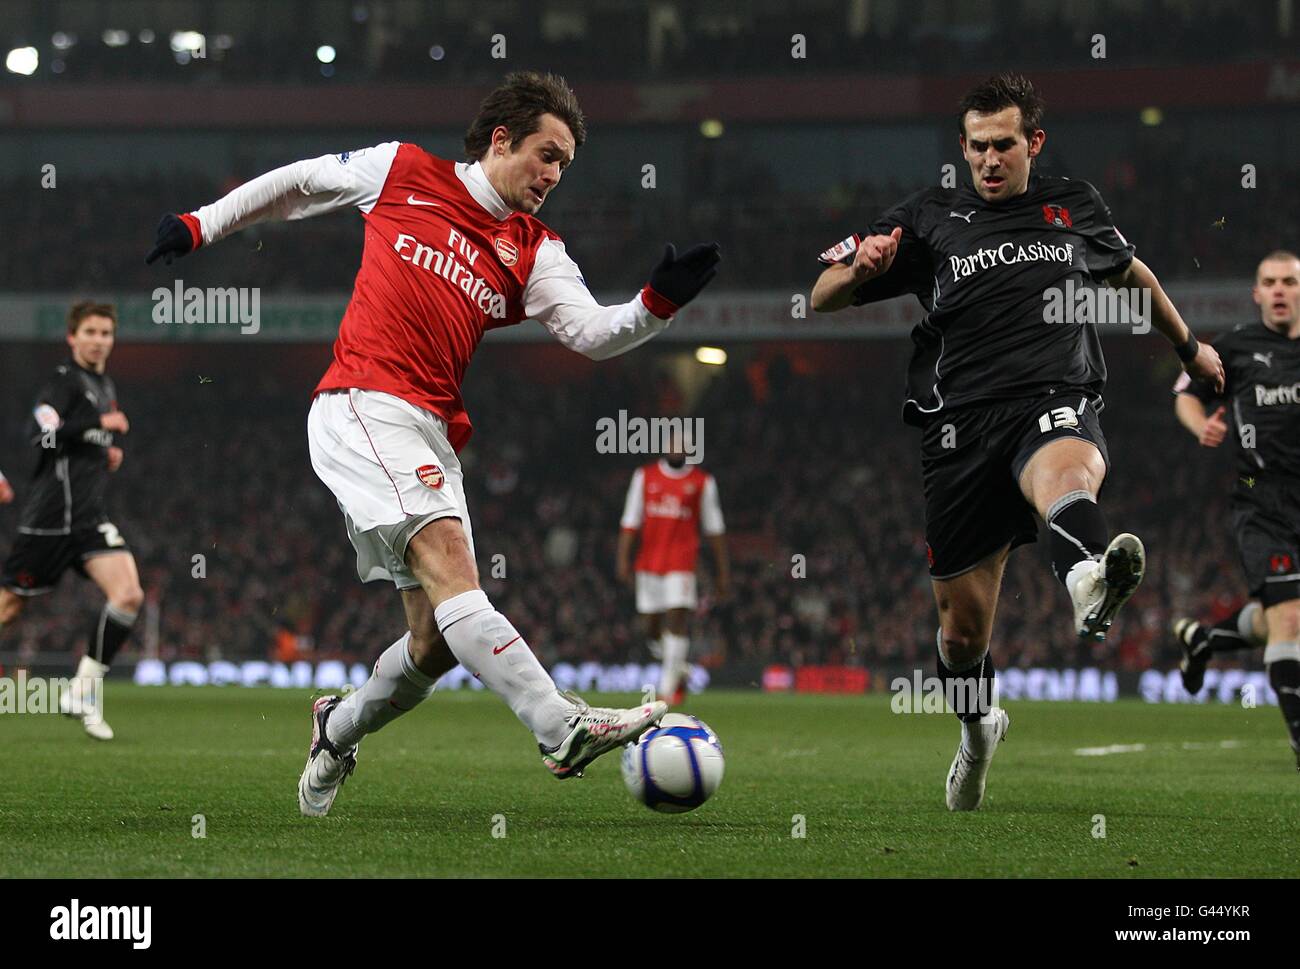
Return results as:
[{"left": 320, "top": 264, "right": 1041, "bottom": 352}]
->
[
  {"left": 313, "top": 146, "right": 558, "bottom": 451},
  {"left": 620, "top": 460, "right": 725, "bottom": 574},
  {"left": 188, "top": 141, "right": 673, "bottom": 452}
]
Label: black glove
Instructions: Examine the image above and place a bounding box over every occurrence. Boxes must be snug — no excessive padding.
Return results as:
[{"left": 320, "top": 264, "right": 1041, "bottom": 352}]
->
[
  {"left": 145, "top": 213, "right": 197, "bottom": 265},
  {"left": 646, "top": 242, "right": 721, "bottom": 311}
]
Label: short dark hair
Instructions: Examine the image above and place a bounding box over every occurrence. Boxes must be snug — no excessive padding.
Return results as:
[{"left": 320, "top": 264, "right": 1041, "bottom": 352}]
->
[
  {"left": 463, "top": 71, "right": 586, "bottom": 161},
  {"left": 958, "top": 72, "right": 1045, "bottom": 140},
  {"left": 67, "top": 300, "right": 116, "bottom": 335},
  {"left": 1258, "top": 250, "right": 1300, "bottom": 278}
]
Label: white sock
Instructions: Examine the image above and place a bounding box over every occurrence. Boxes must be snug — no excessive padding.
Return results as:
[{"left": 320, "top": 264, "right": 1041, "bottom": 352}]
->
[
  {"left": 434, "top": 590, "right": 573, "bottom": 747},
  {"left": 75, "top": 654, "right": 109, "bottom": 680},
  {"left": 70, "top": 655, "right": 108, "bottom": 720},
  {"left": 658, "top": 633, "right": 689, "bottom": 696},
  {"left": 1263, "top": 641, "right": 1300, "bottom": 664},
  {"left": 1239, "top": 601, "right": 1266, "bottom": 647},
  {"left": 326, "top": 633, "right": 435, "bottom": 749}
]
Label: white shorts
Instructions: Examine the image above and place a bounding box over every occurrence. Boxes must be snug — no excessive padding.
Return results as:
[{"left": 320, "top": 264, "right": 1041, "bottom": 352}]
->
[
  {"left": 307, "top": 389, "right": 475, "bottom": 591},
  {"left": 635, "top": 571, "right": 697, "bottom": 614}
]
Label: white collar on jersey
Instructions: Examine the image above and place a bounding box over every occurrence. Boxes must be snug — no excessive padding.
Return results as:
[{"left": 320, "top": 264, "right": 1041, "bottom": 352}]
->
[
  {"left": 657, "top": 458, "right": 693, "bottom": 478},
  {"left": 454, "top": 161, "right": 512, "bottom": 221}
]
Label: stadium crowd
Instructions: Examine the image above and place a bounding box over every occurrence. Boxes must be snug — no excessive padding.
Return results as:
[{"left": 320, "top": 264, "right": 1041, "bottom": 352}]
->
[
  {"left": 12, "top": 0, "right": 1288, "bottom": 85},
  {"left": 0, "top": 339, "right": 1252, "bottom": 677},
  {"left": 3, "top": 152, "right": 1297, "bottom": 296}
]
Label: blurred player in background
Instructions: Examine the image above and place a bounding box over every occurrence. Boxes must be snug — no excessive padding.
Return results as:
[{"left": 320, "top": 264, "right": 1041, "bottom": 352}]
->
[
  {"left": 617, "top": 437, "right": 729, "bottom": 705},
  {"left": 811, "top": 73, "right": 1224, "bottom": 810},
  {"left": 0, "top": 301, "right": 142, "bottom": 741},
  {"left": 145, "top": 71, "right": 721, "bottom": 815},
  {"left": 1171, "top": 250, "right": 1300, "bottom": 768},
  {"left": 0, "top": 469, "right": 13, "bottom": 505}
]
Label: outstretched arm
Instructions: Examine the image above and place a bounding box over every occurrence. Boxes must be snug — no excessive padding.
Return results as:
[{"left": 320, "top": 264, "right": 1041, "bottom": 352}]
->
[
  {"left": 811, "top": 227, "right": 904, "bottom": 313},
  {"left": 525, "top": 240, "right": 720, "bottom": 360},
  {"left": 617, "top": 467, "right": 646, "bottom": 584},
  {"left": 1107, "top": 257, "right": 1224, "bottom": 391},
  {"left": 700, "top": 474, "right": 729, "bottom": 600},
  {"left": 146, "top": 143, "right": 399, "bottom": 264},
  {"left": 1174, "top": 394, "right": 1228, "bottom": 447}
]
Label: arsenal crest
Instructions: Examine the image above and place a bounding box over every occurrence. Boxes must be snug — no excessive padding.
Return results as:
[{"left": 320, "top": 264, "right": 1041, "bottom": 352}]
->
[
  {"left": 1269, "top": 552, "right": 1295, "bottom": 575},
  {"left": 1042, "top": 205, "right": 1073, "bottom": 228},
  {"left": 494, "top": 238, "right": 519, "bottom": 266},
  {"left": 416, "top": 464, "right": 445, "bottom": 490}
]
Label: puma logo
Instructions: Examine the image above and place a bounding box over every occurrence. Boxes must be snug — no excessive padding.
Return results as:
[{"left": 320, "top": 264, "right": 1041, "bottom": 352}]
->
[
  {"left": 1253, "top": 352, "right": 1274, "bottom": 367},
  {"left": 949, "top": 210, "right": 976, "bottom": 223}
]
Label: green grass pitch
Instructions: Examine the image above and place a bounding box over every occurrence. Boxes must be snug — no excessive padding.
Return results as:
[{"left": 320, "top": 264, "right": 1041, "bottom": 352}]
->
[{"left": 1, "top": 686, "right": 1296, "bottom": 877}]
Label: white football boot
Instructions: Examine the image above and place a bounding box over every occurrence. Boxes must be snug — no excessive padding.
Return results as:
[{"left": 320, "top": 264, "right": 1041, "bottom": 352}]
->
[
  {"left": 945, "top": 707, "right": 1010, "bottom": 811},
  {"left": 540, "top": 691, "right": 667, "bottom": 779},
  {"left": 297, "top": 695, "right": 359, "bottom": 817},
  {"left": 1069, "top": 533, "right": 1145, "bottom": 642},
  {"left": 59, "top": 657, "right": 114, "bottom": 741}
]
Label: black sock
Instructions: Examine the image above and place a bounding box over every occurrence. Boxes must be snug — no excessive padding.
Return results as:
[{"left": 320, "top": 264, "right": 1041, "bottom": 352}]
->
[
  {"left": 1046, "top": 491, "right": 1108, "bottom": 586},
  {"left": 1268, "top": 659, "right": 1300, "bottom": 751},
  {"left": 89, "top": 604, "right": 138, "bottom": 666},
  {"left": 1191, "top": 604, "right": 1261, "bottom": 656},
  {"left": 937, "top": 645, "right": 996, "bottom": 724}
]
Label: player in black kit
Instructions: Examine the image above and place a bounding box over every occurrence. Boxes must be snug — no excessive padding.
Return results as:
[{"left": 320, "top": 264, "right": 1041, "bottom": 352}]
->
[
  {"left": 0, "top": 301, "right": 144, "bottom": 740},
  {"left": 1171, "top": 250, "right": 1300, "bottom": 769},
  {"left": 811, "top": 74, "right": 1224, "bottom": 810}
]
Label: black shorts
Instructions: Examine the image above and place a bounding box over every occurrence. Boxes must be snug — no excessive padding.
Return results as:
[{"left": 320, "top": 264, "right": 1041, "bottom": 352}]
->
[
  {"left": 921, "top": 391, "right": 1109, "bottom": 579},
  {"left": 1231, "top": 476, "right": 1300, "bottom": 607},
  {"left": 0, "top": 523, "right": 132, "bottom": 596}
]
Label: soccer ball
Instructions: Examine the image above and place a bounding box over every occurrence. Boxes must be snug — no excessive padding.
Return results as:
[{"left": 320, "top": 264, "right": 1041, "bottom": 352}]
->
[{"left": 621, "top": 713, "right": 724, "bottom": 813}]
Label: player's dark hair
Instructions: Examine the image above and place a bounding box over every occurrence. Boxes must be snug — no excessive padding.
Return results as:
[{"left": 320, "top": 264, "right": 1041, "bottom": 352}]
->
[
  {"left": 958, "top": 73, "right": 1045, "bottom": 140},
  {"left": 463, "top": 71, "right": 586, "bottom": 161},
  {"left": 67, "top": 300, "right": 117, "bottom": 335}
]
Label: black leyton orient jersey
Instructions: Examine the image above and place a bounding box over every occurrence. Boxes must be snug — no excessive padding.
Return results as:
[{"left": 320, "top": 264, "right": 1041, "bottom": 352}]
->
[
  {"left": 17, "top": 360, "right": 119, "bottom": 534},
  {"left": 818, "top": 174, "right": 1135, "bottom": 426},
  {"left": 1175, "top": 322, "right": 1300, "bottom": 479}
]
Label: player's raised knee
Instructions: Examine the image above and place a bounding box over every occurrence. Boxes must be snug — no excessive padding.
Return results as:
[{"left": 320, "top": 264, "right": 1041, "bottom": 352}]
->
[
  {"left": 116, "top": 583, "right": 144, "bottom": 614},
  {"left": 0, "top": 590, "right": 25, "bottom": 625}
]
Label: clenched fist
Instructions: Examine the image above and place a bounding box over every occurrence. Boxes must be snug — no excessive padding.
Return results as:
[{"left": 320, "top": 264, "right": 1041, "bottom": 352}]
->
[
  {"left": 1198, "top": 406, "right": 1228, "bottom": 448},
  {"left": 850, "top": 227, "right": 903, "bottom": 282}
]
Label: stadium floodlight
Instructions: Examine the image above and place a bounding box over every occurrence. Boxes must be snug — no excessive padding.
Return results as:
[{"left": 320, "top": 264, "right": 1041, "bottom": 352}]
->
[
  {"left": 699, "top": 119, "right": 725, "bottom": 138},
  {"left": 695, "top": 347, "right": 728, "bottom": 366},
  {"left": 51, "top": 32, "right": 75, "bottom": 50},
  {"left": 316, "top": 45, "right": 336, "bottom": 64},
  {"left": 138, "top": 29, "right": 155, "bottom": 44},
  {"left": 1140, "top": 106, "right": 1164, "bottom": 126},
  {"left": 429, "top": 45, "right": 445, "bottom": 60},
  {"left": 103, "top": 29, "right": 130, "bottom": 47},
  {"left": 5, "top": 47, "right": 38, "bottom": 75},
  {"left": 170, "top": 30, "right": 206, "bottom": 56}
]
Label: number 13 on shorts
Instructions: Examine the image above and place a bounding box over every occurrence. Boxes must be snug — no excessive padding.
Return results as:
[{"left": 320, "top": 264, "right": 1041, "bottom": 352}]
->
[{"left": 1038, "top": 406, "right": 1079, "bottom": 433}]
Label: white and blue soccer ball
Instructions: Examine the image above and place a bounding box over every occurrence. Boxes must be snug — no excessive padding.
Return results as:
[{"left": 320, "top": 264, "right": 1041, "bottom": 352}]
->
[{"left": 621, "top": 713, "right": 724, "bottom": 813}]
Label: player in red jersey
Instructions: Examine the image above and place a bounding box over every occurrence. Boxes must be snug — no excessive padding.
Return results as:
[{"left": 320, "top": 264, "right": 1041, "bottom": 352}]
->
[
  {"left": 617, "top": 441, "right": 729, "bottom": 706},
  {"left": 146, "top": 72, "right": 721, "bottom": 816}
]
